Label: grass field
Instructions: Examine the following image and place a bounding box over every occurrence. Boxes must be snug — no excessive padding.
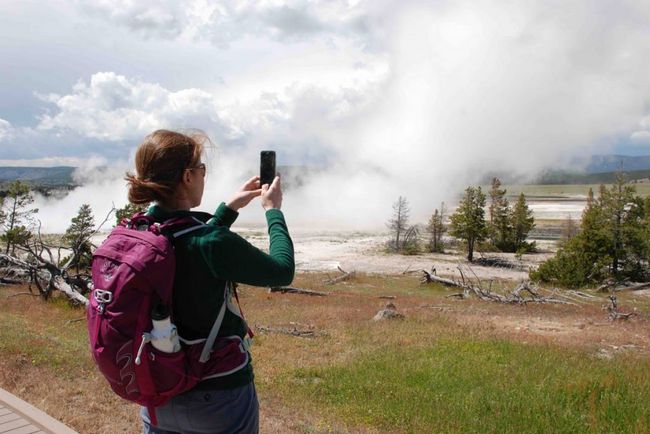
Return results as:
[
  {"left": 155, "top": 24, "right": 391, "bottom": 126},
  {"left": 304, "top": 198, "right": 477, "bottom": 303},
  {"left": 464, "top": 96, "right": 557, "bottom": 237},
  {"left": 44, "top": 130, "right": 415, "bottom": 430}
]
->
[
  {"left": 1, "top": 273, "right": 650, "bottom": 433},
  {"left": 502, "top": 183, "right": 650, "bottom": 199}
]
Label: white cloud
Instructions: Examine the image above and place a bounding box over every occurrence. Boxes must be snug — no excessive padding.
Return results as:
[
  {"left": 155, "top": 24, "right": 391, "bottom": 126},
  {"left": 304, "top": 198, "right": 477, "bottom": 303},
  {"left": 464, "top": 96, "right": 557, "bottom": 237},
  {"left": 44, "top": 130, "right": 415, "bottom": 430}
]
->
[
  {"left": 8, "top": 0, "right": 650, "bottom": 232},
  {"left": 35, "top": 70, "right": 385, "bottom": 159},
  {"left": 37, "top": 72, "right": 232, "bottom": 141},
  {"left": 630, "top": 115, "right": 650, "bottom": 145},
  {"left": 0, "top": 118, "right": 13, "bottom": 141},
  {"left": 631, "top": 130, "right": 650, "bottom": 145},
  {"left": 78, "top": 0, "right": 370, "bottom": 46}
]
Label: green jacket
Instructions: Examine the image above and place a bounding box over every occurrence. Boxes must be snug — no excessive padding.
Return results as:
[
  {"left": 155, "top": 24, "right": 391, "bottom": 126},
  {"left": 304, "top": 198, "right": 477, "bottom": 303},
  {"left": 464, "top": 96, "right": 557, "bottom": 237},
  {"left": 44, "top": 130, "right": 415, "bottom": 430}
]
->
[{"left": 147, "top": 202, "right": 294, "bottom": 389}]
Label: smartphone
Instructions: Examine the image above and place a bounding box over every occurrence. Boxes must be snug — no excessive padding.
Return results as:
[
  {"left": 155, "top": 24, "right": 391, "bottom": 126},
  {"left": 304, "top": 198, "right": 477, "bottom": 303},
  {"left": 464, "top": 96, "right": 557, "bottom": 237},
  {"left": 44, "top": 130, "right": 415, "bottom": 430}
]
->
[{"left": 260, "top": 150, "right": 276, "bottom": 186}]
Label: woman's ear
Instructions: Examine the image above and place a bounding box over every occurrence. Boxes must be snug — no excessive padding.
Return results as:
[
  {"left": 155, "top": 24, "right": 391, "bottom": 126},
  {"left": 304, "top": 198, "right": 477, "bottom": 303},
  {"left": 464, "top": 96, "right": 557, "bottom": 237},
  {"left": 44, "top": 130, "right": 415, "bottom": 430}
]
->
[{"left": 182, "top": 168, "right": 192, "bottom": 184}]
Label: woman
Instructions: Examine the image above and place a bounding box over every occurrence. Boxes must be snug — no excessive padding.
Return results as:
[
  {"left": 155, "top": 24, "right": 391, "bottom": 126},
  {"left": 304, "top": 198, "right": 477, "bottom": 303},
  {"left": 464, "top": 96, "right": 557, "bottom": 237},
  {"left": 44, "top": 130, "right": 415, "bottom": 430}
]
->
[{"left": 125, "top": 129, "right": 294, "bottom": 434}]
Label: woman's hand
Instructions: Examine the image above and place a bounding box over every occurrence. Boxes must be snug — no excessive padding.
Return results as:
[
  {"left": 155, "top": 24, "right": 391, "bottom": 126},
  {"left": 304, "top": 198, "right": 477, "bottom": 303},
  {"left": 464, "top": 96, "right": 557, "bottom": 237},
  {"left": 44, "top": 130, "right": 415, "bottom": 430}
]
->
[
  {"left": 226, "top": 176, "right": 262, "bottom": 211},
  {"left": 261, "top": 175, "right": 282, "bottom": 210}
]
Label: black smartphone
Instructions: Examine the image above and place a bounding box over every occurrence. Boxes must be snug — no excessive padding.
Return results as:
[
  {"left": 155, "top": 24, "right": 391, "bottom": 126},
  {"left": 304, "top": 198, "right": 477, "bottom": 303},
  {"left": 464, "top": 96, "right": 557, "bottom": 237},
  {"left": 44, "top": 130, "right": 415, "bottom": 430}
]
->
[{"left": 260, "top": 150, "right": 276, "bottom": 186}]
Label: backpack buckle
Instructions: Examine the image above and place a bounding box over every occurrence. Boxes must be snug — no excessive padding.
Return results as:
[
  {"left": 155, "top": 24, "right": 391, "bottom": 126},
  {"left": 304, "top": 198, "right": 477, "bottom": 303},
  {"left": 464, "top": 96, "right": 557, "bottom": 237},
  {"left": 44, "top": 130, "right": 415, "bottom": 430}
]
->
[{"left": 94, "top": 289, "right": 113, "bottom": 304}]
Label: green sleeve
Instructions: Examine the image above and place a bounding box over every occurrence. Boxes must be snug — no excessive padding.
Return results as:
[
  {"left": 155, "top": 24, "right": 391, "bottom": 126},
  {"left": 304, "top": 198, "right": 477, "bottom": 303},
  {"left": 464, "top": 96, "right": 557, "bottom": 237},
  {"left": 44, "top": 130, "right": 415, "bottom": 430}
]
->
[
  {"left": 208, "top": 202, "right": 239, "bottom": 228},
  {"left": 198, "top": 209, "right": 295, "bottom": 287}
]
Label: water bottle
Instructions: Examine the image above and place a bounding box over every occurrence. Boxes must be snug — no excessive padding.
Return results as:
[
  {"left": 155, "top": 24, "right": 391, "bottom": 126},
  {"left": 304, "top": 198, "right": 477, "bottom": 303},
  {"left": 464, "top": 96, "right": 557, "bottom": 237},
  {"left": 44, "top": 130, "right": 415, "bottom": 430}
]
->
[{"left": 150, "top": 302, "right": 181, "bottom": 353}]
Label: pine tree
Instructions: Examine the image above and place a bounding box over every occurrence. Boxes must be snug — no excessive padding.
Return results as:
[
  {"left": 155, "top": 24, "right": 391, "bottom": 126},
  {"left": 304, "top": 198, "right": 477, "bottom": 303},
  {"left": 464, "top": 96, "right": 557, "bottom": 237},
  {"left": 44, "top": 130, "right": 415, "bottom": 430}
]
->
[
  {"left": 510, "top": 193, "right": 535, "bottom": 251},
  {"left": 562, "top": 213, "right": 578, "bottom": 240},
  {"left": 450, "top": 187, "right": 487, "bottom": 262},
  {"left": 63, "top": 204, "right": 95, "bottom": 272},
  {"left": 387, "top": 196, "right": 410, "bottom": 252},
  {"left": 599, "top": 173, "right": 637, "bottom": 277},
  {"left": 530, "top": 178, "right": 650, "bottom": 287},
  {"left": 115, "top": 202, "right": 148, "bottom": 226},
  {"left": 530, "top": 188, "right": 609, "bottom": 287},
  {"left": 488, "top": 178, "right": 511, "bottom": 250},
  {"left": 0, "top": 197, "right": 5, "bottom": 228},
  {"left": 426, "top": 202, "right": 446, "bottom": 253},
  {"left": 1, "top": 181, "right": 38, "bottom": 255}
]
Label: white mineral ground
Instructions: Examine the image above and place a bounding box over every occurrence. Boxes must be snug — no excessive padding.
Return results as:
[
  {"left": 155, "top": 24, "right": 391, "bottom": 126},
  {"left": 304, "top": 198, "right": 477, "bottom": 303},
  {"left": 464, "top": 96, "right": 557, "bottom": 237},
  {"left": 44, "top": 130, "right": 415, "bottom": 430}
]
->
[
  {"left": 232, "top": 200, "right": 581, "bottom": 281},
  {"left": 84, "top": 200, "right": 581, "bottom": 282}
]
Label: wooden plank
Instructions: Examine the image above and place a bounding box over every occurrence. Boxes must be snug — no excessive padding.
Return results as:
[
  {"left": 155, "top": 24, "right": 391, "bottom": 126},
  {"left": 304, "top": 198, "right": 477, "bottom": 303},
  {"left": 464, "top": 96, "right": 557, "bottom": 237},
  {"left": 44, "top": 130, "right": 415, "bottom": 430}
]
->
[
  {"left": 0, "top": 410, "right": 11, "bottom": 417},
  {"left": 6, "top": 425, "right": 40, "bottom": 434},
  {"left": 0, "top": 388, "right": 78, "bottom": 434},
  {"left": 0, "top": 414, "right": 21, "bottom": 424},
  {"left": 0, "top": 419, "right": 30, "bottom": 433}
]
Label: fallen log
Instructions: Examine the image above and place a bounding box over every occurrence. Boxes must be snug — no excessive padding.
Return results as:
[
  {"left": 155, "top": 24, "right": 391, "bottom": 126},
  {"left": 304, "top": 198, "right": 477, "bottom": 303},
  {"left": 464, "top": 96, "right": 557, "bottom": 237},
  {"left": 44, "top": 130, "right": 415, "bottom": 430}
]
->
[
  {"left": 420, "top": 269, "right": 457, "bottom": 287},
  {"left": 54, "top": 276, "right": 89, "bottom": 306},
  {"left": 605, "top": 295, "right": 635, "bottom": 321},
  {"left": 421, "top": 265, "right": 574, "bottom": 305},
  {"left": 254, "top": 324, "right": 326, "bottom": 338},
  {"left": 324, "top": 266, "right": 356, "bottom": 285},
  {"left": 7, "top": 292, "right": 39, "bottom": 299},
  {"left": 567, "top": 290, "right": 599, "bottom": 299},
  {"left": 268, "top": 286, "right": 329, "bottom": 296},
  {"left": 0, "top": 253, "right": 90, "bottom": 304},
  {"left": 596, "top": 280, "right": 650, "bottom": 293}
]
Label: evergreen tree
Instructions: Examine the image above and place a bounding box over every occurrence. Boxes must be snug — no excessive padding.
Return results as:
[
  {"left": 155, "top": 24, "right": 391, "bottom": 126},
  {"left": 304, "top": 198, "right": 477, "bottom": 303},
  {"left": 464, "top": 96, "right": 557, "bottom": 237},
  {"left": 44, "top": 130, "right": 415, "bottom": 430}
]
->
[
  {"left": 63, "top": 204, "right": 95, "bottom": 271},
  {"left": 530, "top": 188, "right": 609, "bottom": 287},
  {"left": 599, "top": 173, "right": 637, "bottom": 277},
  {"left": 1, "top": 181, "right": 38, "bottom": 255},
  {"left": 644, "top": 196, "right": 650, "bottom": 262},
  {"left": 0, "top": 197, "right": 5, "bottom": 228},
  {"left": 531, "top": 178, "right": 650, "bottom": 287},
  {"left": 426, "top": 202, "right": 446, "bottom": 253},
  {"left": 450, "top": 187, "right": 487, "bottom": 262},
  {"left": 115, "top": 202, "right": 148, "bottom": 226},
  {"left": 562, "top": 213, "right": 578, "bottom": 240},
  {"left": 488, "top": 178, "right": 510, "bottom": 249},
  {"left": 510, "top": 193, "right": 535, "bottom": 251},
  {"left": 387, "top": 196, "right": 410, "bottom": 252},
  {"left": 621, "top": 195, "right": 647, "bottom": 279}
]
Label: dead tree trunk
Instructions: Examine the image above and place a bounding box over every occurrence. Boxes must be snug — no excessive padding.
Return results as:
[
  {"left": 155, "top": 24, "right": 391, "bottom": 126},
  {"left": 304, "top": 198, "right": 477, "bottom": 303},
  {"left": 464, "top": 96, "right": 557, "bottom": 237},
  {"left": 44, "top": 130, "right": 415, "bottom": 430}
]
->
[
  {"left": 605, "top": 295, "right": 634, "bottom": 321},
  {"left": 420, "top": 265, "right": 574, "bottom": 305},
  {"left": 324, "top": 266, "right": 356, "bottom": 285},
  {"left": 268, "top": 286, "right": 329, "bottom": 296}
]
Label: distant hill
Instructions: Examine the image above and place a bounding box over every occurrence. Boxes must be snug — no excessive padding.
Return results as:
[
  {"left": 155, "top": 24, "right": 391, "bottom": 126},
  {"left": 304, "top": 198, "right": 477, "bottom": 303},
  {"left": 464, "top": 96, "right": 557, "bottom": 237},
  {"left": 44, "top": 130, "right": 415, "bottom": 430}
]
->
[
  {"left": 585, "top": 155, "right": 650, "bottom": 173},
  {"left": 535, "top": 168, "right": 650, "bottom": 185},
  {"left": 0, "top": 166, "right": 77, "bottom": 190},
  {"left": 481, "top": 154, "right": 650, "bottom": 185}
]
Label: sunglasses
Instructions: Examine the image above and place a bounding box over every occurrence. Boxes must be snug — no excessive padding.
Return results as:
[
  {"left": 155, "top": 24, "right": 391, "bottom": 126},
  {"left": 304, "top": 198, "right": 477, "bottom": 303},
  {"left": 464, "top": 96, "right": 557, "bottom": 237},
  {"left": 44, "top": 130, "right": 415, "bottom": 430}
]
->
[{"left": 187, "top": 163, "right": 207, "bottom": 177}]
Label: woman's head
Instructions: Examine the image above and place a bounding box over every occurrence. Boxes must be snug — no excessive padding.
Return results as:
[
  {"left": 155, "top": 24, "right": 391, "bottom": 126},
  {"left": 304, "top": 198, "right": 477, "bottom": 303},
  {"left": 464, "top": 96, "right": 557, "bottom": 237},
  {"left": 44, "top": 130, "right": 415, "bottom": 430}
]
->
[{"left": 126, "top": 129, "right": 207, "bottom": 209}]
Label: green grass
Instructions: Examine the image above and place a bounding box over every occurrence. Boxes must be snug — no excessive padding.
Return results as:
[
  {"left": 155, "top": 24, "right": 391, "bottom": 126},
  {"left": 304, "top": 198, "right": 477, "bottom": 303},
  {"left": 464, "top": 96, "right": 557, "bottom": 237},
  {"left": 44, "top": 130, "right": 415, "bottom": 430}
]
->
[
  {"left": 277, "top": 338, "right": 650, "bottom": 433},
  {"left": 0, "top": 304, "right": 91, "bottom": 377}
]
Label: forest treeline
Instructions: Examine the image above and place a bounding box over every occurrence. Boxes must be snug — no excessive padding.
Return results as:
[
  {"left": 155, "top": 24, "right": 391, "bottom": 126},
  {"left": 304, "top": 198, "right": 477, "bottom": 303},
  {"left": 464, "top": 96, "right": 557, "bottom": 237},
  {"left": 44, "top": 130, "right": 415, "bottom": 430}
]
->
[
  {"left": 387, "top": 178, "right": 535, "bottom": 261},
  {"left": 2, "top": 174, "right": 650, "bottom": 294},
  {"left": 388, "top": 174, "right": 650, "bottom": 288}
]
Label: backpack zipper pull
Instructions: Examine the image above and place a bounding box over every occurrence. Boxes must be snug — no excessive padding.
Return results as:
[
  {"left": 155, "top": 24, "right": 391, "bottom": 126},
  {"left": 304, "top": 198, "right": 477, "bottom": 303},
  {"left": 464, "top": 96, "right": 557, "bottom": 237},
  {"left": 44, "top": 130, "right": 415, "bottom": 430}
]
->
[{"left": 135, "top": 333, "right": 152, "bottom": 365}]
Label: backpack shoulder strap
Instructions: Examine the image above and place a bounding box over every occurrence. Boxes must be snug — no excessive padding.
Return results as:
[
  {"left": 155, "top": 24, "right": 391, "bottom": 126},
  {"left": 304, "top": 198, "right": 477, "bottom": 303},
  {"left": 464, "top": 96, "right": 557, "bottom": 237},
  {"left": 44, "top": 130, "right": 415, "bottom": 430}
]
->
[
  {"left": 158, "top": 216, "right": 207, "bottom": 239},
  {"left": 199, "top": 284, "right": 229, "bottom": 363}
]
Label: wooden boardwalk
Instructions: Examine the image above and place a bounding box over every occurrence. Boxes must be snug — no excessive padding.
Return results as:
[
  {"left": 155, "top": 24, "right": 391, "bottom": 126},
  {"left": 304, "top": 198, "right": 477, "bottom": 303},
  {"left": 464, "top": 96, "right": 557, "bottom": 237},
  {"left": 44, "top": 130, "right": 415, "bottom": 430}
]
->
[{"left": 0, "top": 388, "right": 77, "bottom": 434}]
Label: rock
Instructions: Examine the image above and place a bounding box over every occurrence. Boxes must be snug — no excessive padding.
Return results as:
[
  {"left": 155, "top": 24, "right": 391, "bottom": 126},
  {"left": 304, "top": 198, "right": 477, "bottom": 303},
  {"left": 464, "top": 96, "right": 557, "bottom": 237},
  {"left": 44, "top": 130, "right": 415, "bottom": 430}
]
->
[{"left": 372, "top": 302, "right": 405, "bottom": 321}]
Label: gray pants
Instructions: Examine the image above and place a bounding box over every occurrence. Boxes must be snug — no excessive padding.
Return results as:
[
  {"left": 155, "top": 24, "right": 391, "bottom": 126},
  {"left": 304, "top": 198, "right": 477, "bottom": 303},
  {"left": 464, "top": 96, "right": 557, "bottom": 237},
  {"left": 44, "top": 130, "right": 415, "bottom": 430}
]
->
[{"left": 141, "top": 383, "right": 259, "bottom": 434}]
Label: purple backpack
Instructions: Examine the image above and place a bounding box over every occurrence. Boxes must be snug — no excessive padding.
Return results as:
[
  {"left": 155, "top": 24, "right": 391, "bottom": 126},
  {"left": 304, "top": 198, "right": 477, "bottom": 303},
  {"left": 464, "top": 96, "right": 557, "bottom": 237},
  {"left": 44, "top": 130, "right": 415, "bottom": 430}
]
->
[{"left": 88, "top": 213, "right": 251, "bottom": 425}]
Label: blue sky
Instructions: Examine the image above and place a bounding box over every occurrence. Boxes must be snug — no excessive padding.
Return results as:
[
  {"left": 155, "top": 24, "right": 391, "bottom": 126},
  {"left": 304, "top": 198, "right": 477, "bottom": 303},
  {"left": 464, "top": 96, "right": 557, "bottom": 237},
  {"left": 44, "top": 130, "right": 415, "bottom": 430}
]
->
[
  {"left": 3, "top": 0, "right": 650, "bottom": 231},
  {"left": 1, "top": 0, "right": 650, "bottom": 169}
]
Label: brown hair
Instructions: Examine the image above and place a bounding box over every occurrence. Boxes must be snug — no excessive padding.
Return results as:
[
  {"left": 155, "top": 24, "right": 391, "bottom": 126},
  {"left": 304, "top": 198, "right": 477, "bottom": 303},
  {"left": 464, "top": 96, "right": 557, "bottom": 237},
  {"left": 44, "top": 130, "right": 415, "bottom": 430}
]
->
[{"left": 125, "top": 129, "right": 206, "bottom": 205}]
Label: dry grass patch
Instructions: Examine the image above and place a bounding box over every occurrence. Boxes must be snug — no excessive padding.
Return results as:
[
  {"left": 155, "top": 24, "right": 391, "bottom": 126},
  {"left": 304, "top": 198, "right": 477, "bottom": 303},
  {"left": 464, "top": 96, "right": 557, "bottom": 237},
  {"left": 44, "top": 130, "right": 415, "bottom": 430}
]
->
[{"left": 1, "top": 272, "right": 650, "bottom": 433}]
